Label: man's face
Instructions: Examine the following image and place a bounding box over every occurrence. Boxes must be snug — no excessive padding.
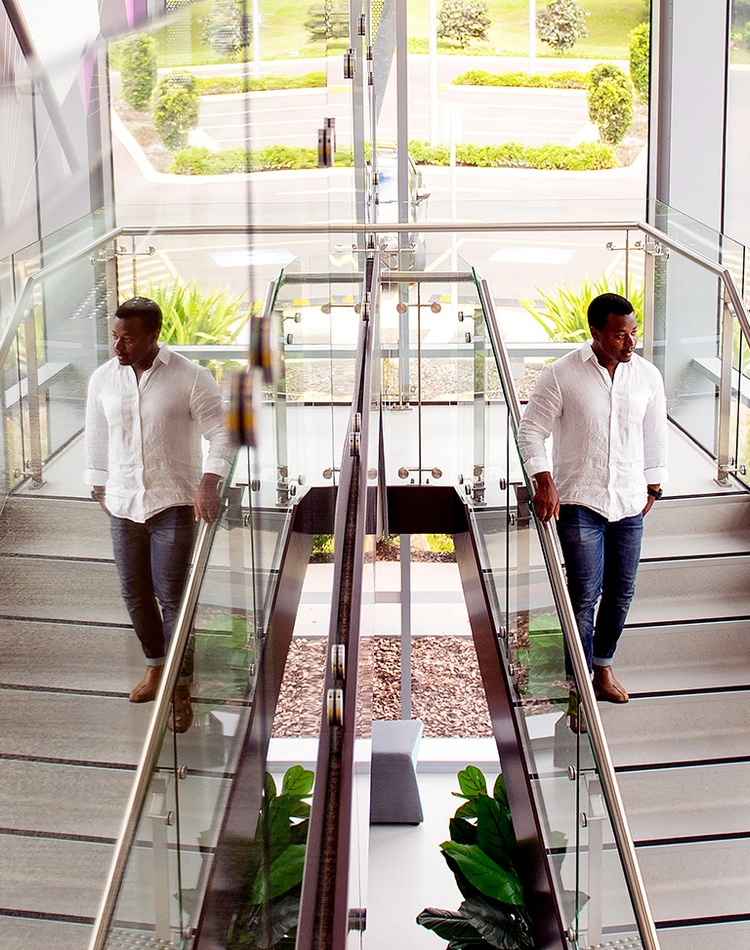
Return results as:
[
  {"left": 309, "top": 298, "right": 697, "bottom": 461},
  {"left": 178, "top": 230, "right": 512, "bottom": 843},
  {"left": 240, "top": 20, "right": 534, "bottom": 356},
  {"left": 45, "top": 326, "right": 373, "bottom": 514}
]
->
[
  {"left": 591, "top": 311, "right": 638, "bottom": 366},
  {"left": 111, "top": 315, "right": 159, "bottom": 367}
]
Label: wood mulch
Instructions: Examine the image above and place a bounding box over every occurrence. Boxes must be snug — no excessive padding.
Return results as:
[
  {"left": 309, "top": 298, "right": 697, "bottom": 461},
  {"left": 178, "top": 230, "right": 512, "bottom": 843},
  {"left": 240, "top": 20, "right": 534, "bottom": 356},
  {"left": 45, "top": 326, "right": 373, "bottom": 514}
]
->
[{"left": 271, "top": 634, "right": 492, "bottom": 739}]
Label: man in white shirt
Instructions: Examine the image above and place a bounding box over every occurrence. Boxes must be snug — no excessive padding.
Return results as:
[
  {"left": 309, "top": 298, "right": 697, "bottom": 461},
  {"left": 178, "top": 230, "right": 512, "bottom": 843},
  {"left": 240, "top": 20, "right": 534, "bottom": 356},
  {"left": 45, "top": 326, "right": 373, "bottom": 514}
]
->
[
  {"left": 518, "top": 293, "right": 668, "bottom": 705},
  {"left": 85, "top": 296, "right": 234, "bottom": 730}
]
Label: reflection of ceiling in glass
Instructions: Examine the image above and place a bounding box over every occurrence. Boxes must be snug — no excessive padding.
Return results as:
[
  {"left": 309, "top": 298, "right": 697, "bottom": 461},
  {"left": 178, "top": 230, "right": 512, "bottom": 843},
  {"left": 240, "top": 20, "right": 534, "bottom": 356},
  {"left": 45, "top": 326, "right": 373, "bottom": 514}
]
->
[{"left": 21, "top": 0, "right": 99, "bottom": 103}]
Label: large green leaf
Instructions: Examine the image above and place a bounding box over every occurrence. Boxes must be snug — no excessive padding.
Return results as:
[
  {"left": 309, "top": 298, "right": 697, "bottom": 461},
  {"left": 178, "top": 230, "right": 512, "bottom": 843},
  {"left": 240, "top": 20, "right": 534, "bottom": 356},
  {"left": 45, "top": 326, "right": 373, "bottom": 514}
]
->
[
  {"left": 492, "top": 775, "right": 509, "bottom": 811},
  {"left": 442, "top": 842, "right": 525, "bottom": 907},
  {"left": 250, "top": 843, "right": 306, "bottom": 904},
  {"left": 264, "top": 773, "right": 277, "bottom": 801},
  {"left": 460, "top": 898, "right": 534, "bottom": 950},
  {"left": 450, "top": 815, "right": 479, "bottom": 846},
  {"left": 456, "top": 765, "right": 488, "bottom": 801},
  {"left": 443, "top": 852, "right": 484, "bottom": 902},
  {"left": 475, "top": 796, "right": 516, "bottom": 871},
  {"left": 253, "top": 893, "right": 301, "bottom": 949},
  {"left": 454, "top": 800, "right": 477, "bottom": 820},
  {"left": 281, "top": 765, "right": 314, "bottom": 799},
  {"left": 416, "top": 908, "right": 490, "bottom": 946},
  {"left": 264, "top": 796, "right": 292, "bottom": 861}
]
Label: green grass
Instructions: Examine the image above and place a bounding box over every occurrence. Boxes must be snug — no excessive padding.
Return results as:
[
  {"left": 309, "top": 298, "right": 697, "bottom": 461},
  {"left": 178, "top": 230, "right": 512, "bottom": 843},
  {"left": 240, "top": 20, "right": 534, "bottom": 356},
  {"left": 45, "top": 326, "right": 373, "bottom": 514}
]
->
[{"left": 143, "top": 0, "right": 648, "bottom": 69}]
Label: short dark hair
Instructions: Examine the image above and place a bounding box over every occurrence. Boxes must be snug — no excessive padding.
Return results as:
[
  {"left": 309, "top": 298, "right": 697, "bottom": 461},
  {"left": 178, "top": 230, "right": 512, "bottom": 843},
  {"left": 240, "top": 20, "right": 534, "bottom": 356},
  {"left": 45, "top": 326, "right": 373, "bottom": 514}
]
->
[
  {"left": 115, "top": 296, "right": 163, "bottom": 334},
  {"left": 587, "top": 292, "right": 634, "bottom": 331}
]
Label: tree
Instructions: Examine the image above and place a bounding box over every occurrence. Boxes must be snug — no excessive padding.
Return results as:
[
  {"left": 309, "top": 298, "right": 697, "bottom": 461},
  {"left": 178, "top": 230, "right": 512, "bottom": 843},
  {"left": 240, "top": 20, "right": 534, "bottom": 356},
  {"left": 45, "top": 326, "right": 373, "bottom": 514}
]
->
[
  {"left": 118, "top": 33, "right": 157, "bottom": 111},
  {"left": 629, "top": 22, "right": 650, "bottom": 100},
  {"left": 536, "top": 0, "right": 588, "bottom": 54},
  {"left": 202, "top": 0, "right": 253, "bottom": 58},
  {"left": 437, "top": 0, "right": 491, "bottom": 46},
  {"left": 587, "top": 74, "right": 634, "bottom": 145},
  {"left": 152, "top": 72, "right": 200, "bottom": 150}
]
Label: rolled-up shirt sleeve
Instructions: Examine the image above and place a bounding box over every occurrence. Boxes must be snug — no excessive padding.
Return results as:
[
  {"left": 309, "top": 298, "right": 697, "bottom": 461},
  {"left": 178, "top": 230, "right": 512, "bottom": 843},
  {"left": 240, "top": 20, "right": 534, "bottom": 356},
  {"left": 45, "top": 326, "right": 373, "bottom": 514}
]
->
[
  {"left": 642, "top": 370, "right": 669, "bottom": 485},
  {"left": 517, "top": 364, "right": 562, "bottom": 477}
]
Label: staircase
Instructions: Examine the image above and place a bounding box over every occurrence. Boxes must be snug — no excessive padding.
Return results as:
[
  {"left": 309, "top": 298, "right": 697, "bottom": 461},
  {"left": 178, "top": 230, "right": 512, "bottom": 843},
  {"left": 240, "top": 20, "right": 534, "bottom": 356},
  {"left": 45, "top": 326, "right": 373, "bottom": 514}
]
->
[
  {"left": 592, "top": 431, "right": 750, "bottom": 948},
  {"left": 0, "top": 460, "right": 153, "bottom": 950}
]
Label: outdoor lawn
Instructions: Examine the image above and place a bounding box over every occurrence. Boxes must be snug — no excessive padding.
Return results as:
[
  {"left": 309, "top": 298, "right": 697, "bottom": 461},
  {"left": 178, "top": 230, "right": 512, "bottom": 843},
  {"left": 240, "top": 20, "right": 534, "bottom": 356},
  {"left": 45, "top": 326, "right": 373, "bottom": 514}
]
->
[{"left": 152, "top": 0, "right": 648, "bottom": 67}]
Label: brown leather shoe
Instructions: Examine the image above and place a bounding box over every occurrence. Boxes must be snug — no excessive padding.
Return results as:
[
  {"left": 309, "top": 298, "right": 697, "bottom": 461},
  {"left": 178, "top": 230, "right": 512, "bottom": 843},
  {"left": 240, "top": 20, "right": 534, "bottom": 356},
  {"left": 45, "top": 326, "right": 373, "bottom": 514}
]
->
[
  {"left": 593, "top": 666, "right": 629, "bottom": 703},
  {"left": 168, "top": 684, "right": 194, "bottom": 733},
  {"left": 129, "top": 665, "right": 164, "bottom": 703}
]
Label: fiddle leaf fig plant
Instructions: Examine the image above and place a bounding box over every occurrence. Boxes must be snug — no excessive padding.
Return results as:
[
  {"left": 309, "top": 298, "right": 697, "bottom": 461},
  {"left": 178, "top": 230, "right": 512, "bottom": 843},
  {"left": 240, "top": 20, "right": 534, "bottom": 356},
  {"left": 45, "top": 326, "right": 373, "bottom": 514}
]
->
[
  {"left": 226, "top": 765, "right": 314, "bottom": 950},
  {"left": 417, "top": 765, "right": 535, "bottom": 949}
]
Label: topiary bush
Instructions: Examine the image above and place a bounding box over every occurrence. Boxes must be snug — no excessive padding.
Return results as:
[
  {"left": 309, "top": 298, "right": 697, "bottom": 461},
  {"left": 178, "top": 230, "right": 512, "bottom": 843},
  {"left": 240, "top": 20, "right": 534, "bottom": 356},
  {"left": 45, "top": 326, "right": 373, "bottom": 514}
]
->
[
  {"left": 629, "top": 21, "right": 650, "bottom": 100},
  {"left": 536, "top": 0, "right": 588, "bottom": 54},
  {"left": 437, "top": 0, "right": 491, "bottom": 46},
  {"left": 587, "top": 74, "right": 634, "bottom": 145},
  {"left": 588, "top": 62, "right": 629, "bottom": 89},
  {"left": 152, "top": 71, "right": 200, "bottom": 150},
  {"left": 201, "top": 0, "right": 252, "bottom": 58},
  {"left": 118, "top": 33, "right": 157, "bottom": 111}
]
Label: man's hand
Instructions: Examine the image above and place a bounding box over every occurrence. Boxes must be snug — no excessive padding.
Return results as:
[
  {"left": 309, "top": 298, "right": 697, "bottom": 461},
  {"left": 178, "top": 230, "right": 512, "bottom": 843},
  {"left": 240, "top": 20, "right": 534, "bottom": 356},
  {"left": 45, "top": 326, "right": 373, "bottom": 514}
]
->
[
  {"left": 532, "top": 471, "right": 560, "bottom": 523},
  {"left": 91, "top": 485, "right": 111, "bottom": 516},
  {"left": 642, "top": 484, "right": 660, "bottom": 516},
  {"left": 194, "top": 473, "right": 223, "bottom": 524}
]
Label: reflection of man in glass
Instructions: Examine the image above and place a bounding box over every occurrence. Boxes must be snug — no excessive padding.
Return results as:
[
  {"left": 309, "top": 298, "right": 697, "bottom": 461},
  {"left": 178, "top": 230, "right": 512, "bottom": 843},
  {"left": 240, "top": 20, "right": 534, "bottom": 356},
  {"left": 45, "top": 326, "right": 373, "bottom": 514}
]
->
[
  {"left": 518, "top": 293, "right": 668, "bottom": 706},
  {"left": 85, "top": 297, "right": 233, "bottom": 731}
]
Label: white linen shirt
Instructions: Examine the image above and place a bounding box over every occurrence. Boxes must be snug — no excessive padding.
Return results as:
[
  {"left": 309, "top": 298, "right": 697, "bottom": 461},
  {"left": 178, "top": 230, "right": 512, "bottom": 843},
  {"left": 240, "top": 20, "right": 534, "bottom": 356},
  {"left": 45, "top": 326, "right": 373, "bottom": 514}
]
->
[
  {"left": 517, "top": 341, "right": 668, "bottom": 522},
  {"left": 84, "top": 344, "right": 234, "bottom": 522}
]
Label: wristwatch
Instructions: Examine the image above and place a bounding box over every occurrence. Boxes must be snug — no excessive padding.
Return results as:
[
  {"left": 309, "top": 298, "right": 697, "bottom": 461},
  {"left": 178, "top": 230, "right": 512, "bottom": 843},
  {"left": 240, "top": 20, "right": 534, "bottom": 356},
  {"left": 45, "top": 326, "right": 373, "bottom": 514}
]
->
[{"left": 647, "top": 486, "right": 663, "bottom": 499}]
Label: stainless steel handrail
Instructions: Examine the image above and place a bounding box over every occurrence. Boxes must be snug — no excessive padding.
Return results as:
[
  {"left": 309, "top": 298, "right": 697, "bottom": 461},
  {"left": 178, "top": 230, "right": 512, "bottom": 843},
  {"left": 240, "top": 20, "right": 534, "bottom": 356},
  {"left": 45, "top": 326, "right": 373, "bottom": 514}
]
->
[{"left": 476, "top": 275, "right": 661, "bottom": 950}]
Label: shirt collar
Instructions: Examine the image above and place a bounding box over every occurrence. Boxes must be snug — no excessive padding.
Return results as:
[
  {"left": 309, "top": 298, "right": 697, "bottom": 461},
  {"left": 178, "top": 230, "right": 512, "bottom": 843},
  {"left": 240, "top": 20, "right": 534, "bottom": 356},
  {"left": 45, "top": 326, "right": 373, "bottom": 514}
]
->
[{"left": 580, "top": 340, "right": 596, "bottom": 363}]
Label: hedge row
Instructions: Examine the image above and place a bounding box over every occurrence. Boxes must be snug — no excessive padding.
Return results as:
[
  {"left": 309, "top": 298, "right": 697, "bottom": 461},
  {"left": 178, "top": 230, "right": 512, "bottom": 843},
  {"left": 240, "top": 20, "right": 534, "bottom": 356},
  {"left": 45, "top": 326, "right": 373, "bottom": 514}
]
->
[
  {"left": 194, "top": 70, "right": 326, "bottom": 95},
  {"left": 453, "top": 68, "right": 590, "bottom": 89},
  {"left": 409, "top": 139, "right": 616, "bottom": 170},
  {"left": 169, "top": 139, "right": 616, "bottom": 175}
]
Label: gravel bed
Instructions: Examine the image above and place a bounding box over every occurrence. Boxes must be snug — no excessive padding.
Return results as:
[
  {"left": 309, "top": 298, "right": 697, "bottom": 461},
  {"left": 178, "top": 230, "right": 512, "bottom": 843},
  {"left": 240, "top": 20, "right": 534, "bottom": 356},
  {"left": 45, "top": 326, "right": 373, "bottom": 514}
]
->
[{"left": 272, "top": 634, "right": 491, "bottom": 738}]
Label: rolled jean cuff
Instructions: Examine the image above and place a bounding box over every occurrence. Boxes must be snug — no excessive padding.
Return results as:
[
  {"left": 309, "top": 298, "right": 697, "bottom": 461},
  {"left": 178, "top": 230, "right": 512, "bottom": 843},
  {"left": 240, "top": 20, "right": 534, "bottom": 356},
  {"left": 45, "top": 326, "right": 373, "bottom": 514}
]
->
[
  {"left": 146, "top": 656, "right": 165, "bottom": 667},
  {"left": 593, "top": 657, "right": 614, "bottom": 668}
]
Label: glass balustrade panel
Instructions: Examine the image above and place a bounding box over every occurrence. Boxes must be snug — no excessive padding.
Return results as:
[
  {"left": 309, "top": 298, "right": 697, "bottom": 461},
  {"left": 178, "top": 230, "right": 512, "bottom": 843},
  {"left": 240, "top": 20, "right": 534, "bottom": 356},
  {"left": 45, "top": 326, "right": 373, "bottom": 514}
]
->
[
  {"left": 652, "top": 248, "right": 723, "bottom": 462},
  {"left": 474, "top": 274, "right": 648, "bottom": 948}
]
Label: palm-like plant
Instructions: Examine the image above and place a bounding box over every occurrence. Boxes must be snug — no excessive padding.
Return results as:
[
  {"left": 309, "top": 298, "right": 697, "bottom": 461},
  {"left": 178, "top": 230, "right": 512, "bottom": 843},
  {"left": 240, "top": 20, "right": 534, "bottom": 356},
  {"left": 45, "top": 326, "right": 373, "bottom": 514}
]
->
[
  {"left": 135, "top": 279, "right": 252, "bottom": 380},
  {"left": 520, "top": 276, "right": 644, "bottom": 343}
]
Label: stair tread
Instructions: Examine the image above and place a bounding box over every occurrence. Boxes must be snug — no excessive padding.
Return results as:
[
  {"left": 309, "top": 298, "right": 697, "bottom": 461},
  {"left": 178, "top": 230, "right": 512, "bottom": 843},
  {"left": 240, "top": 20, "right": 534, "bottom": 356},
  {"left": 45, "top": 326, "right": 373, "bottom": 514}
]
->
[
  {"left": 615, "top": 620, "right": 750, "bottom": 693},
  {"left": 599, "top": 692, "right": 750, "bottom": 768}
]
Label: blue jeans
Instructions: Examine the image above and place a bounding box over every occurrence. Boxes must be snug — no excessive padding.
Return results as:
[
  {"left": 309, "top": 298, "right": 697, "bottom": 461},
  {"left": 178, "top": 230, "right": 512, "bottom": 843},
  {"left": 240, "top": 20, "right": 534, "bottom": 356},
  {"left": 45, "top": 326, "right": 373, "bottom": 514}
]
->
[
  {"left": 110, "top": 506, "right": 197, "bottom": 672},
  {"left": 556, "top": 504, "right": 644, "bottom": 672}
]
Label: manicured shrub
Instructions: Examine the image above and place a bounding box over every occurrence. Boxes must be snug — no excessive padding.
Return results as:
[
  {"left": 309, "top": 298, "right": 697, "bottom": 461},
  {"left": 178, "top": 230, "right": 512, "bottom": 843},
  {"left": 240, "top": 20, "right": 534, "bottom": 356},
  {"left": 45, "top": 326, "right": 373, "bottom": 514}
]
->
[
  {"left": 118, "top": 33, "right": 157, "bottom": 111},
  {"left": 153, "top": 72, "right": 200, "bottom": 150},
  {"left": 536, "top": 0, "right": 588, "bottom": 53},
  {"left": 437, "top": 0, "right": 491, "bottom": 45},
  {"left": 587, "top": 74, "right": 634, "bottom": 145},
  {"left": 589, "top": 62, "right": 629, "bottom": 89},
  {"left": 629, "top": 21, "right": 650, "bottom": 100},
  {"left": 195, "top": 71, "right": 326, "bottom": 95},
  {"left": 304, "top": 2, "right": 349, "bottom": 41},
  {"left": 453, "top": 68, "right": 589, "bottom": 88},
  {"left": 201, "top": 0, "right": 252, "bottom": 58},
  {"left": 169, "top": 139, "right": 617, "bottom": 175}
]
